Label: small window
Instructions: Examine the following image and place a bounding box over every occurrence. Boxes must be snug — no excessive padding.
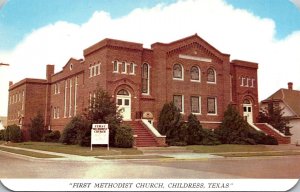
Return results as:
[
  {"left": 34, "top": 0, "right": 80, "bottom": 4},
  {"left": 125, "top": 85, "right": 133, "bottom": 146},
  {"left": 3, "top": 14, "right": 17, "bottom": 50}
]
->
[
  {"left": 173, "top": 95, "right": 183, "bottom": 113},
  {"left": 121, "top": 62, "right": 126, "bottom": 73},
  {"left": 125, "top": 99, "right": 130, "bottom": 106},
  {"left": 173, "top": 64, "right": 183, "bottom": 80},
  {"left": 117, "top": 89, "right": 129, "bottom": 96},
  {"left": 117, "top": 99, "right": 122, "bottom": 105},
  {"left": 191, "top": 96, "right": 201, "bottom": 114},
  {"left": 190, "top": 66, "right": 200, "bottom": 81},
  {"left": 207, "top": 97, "right": 217, "bottom": 114},
  {"left": 129, "top": 62, "right": 135, "bottom": 74},
  {"left": 113, "top": 61, "right": 118, "bottom": 72},
  {"left": 207, "top": 68, "right": 216, "bottom": 83},
  {"left": 240, "top": 76, "right": 244, "bottom": 86}
]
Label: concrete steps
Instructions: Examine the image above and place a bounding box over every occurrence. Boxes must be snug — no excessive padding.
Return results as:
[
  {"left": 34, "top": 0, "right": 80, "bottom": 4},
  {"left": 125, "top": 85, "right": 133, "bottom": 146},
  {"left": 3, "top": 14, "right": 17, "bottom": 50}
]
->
[{"left": 254, "top": 123, "right": 291, "bottom": 144}]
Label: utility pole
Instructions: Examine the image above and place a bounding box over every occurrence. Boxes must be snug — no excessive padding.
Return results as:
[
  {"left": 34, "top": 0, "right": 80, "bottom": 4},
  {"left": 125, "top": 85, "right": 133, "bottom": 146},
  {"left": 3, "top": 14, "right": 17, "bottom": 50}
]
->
[{"left": 0, "top": 63, "right": 9, "bottom": 66}]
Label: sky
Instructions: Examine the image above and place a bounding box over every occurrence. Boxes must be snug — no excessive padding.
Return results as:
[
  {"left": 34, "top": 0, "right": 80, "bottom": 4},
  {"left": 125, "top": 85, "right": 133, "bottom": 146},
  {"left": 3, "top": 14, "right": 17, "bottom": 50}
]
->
[{"left": 0, "top": 0, "right": 300, "bottom": 116}]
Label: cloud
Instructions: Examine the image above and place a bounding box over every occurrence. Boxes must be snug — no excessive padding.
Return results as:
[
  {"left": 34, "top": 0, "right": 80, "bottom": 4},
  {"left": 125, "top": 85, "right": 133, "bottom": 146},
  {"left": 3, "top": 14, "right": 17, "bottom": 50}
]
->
[
  {"left": 291, "top": 0, "right": 300, "bottom": 10},
  {"left": 1, "top": 0, "right": 300, "bottom": 116}
]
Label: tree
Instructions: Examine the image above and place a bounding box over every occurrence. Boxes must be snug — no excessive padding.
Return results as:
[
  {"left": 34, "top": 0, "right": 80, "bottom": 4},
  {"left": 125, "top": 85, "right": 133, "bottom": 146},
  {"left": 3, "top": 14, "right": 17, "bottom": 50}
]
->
[
  {"left": 157, "top": 102, "right": 184, "bottom": 144},
  {"left": 29, "top": 111, "right": 44, "bottom": 141},
  {"left": 5, "top": 124, "right": 22, "bottom": 143},
  {"left": 114, "top": 125, "right": 134, "bottom": 148},
  {"left": 186, "top": 114, "right": 204, "bottom": 145},
  {"left": 84, "top": 86, "right": 122, "bottom": 146},
  {"left": 257, "top": 100, "right": 292, "bottom": 135},
  {"left": 216, "top": 105, "right": 256, "bottom": 144},
  {"left": 61, "top": 116, "right": 88, "bottom": 145}
]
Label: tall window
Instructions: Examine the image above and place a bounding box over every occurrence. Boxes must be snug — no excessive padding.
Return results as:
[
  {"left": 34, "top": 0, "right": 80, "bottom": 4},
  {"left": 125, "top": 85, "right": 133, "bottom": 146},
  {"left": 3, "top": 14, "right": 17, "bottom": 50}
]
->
[
  {"left": 173, "top": 64, "right": 183, "bottom": 80},
  {"left": 121, "top": 62, "right": 126, "bottom": 73},
  {"left": 142, "top": 63, "right": 149, "bottom": 94},
  {"left": 173, "top": 95, "right": 184, "bottom": 113},
  {"left": 190, "top": 66, "right": 200, "bottom": 81},
  {"left": 207, "top": 68, "right": 216, "bottom": 83},
  {"left": 129, "top": 62, "right": 135, "bottom": 74},
  {"left": 207, "top": 97, "right": 217, "bottom": 115},
  {"left": 191, "top": 96, "right": 201, "bottom": 114},
  {"left": 113, "top": 61, "right": 118, "bottom": 72}
]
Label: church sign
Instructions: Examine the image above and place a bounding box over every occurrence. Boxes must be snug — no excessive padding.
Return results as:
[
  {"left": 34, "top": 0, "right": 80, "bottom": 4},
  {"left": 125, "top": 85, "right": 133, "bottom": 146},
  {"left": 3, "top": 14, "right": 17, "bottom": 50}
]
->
[{"left": 91, "top": 124, "right": 109, "bottom": 150}]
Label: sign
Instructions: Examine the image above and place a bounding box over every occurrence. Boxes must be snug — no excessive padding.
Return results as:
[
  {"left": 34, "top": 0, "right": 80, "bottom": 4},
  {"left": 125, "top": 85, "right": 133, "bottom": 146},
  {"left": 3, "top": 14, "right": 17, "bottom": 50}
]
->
[{"left": 91, "top": 124, "right": 109, "bottom": 150}]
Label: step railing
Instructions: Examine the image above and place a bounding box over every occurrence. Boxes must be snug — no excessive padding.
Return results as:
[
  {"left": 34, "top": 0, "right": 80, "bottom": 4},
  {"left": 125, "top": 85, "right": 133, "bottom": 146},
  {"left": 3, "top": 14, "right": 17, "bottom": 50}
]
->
[{"left": 141, "top": 119, "right": 167, "bottom": 147}]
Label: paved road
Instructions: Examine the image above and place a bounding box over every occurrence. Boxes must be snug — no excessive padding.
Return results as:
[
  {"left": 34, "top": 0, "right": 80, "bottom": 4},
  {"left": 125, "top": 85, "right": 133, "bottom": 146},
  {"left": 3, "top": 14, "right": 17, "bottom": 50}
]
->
[{"left": 1, "top": 150, "right": 300, "bottom": 179}]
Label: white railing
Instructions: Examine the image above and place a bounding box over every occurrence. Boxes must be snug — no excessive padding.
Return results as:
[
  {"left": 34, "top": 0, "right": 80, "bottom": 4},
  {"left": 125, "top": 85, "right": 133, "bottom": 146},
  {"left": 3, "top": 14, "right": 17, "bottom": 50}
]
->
[{"left": 141, "top": 119, "right": 166, "bottom": 138}]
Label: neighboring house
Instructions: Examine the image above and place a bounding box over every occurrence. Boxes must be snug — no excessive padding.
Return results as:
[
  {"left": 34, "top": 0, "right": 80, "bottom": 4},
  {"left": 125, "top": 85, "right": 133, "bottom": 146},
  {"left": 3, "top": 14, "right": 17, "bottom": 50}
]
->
[
  {"left": 7, "top": 34, "right": 261, "bottom": 146},
  {"left": 261, "top": 82, "right": 300, "bottom": 144},
  {"left": 0, "top": 116, "right": 7, "bottom": 130}
]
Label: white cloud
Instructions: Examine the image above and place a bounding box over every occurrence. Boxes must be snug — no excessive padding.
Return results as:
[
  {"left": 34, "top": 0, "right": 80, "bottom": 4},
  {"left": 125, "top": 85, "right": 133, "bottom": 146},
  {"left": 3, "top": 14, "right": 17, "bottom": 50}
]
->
[{"left": 1, "top": 0, "right": 300, "bottom": 116}]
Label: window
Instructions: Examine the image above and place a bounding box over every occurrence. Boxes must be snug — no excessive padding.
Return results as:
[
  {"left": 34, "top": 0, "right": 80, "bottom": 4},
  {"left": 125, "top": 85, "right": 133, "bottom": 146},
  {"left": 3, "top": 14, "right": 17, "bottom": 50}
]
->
[
  {"left": 207, "top": 97, "right": 217, "bottom": 115},
  {"left": 117, "top": 89, "right": 129, "bottom": 96},
  {"left": 190, "top": 66, "right": 200, "bottom": 81},
  {"left": 191, "top": 96, "right": 201, "bottom": 114},
  {"left": 129, "top": 62, "right": 135, "bottom": 74},
  {"left": 121, "top": 62, "right": 126, "bottom": 73},
  {"left": 113, "top": 61, "right": 118, "bottom": 72},
  {"left": 207, "top": 68, "right": 216, "bottom": 83},
  {"left": 142, "top": 63, "right": 150, "bottom": 94},
  {"left": 89, "top": 64, "right": 100, "bottom": 77},
  {"left": 240, "top": 76, "right": 245, "bottom": 86},
  {"left": 251, "top": 78, "right": 255, "bottom": 88},
  {"left": 173, "top": 95, "right": 184, "bottom": 113},
  {"left": 173, "top": 64, "right": 183, "bottom": 80}
]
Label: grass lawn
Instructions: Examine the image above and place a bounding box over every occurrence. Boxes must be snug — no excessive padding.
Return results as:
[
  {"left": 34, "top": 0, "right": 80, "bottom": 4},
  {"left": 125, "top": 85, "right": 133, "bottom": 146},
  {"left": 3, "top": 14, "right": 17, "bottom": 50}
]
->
[
  {"left": 0, "top": 146, "right": 63, "bottom": 158},
  {"left": 97, "top": 155, "right": 173, "bottom": 160},
  {"left": 186, "top": 144, "right": 274, "bottom": 153},
  {"left": 5, "top": 142, "right": 143, "bottom": 156}
]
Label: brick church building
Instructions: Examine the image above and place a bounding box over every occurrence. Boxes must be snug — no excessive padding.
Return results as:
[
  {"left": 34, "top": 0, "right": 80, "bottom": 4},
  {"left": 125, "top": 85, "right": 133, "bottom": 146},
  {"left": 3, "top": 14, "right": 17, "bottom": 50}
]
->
[{"left": 7, "top": 34, "right": 265, "bottom": 146}]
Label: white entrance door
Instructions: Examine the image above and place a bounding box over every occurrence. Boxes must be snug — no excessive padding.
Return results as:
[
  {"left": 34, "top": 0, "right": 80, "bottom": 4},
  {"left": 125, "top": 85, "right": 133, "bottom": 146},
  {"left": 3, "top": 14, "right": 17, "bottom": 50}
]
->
[
  {"left": 243, "top": 99, "right": 253, "bottom": 124},
  {"left": 116, "top": 89, "right": 131, "bottom": 121}
]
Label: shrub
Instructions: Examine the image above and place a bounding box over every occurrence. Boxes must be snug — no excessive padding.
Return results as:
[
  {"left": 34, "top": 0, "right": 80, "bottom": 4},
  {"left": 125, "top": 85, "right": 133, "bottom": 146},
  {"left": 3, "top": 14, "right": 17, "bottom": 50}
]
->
[
  {"left": 215, "top": 105, "right": 256, "bottom": 145},
  {"left": 157, "top": 102, "right": 184, "bottom": 143},
  {"left": 6, "top": 124, "right": 22, "bottom": 143},
  {"left": 114, "top": 125, "right": 134, "bottom": 148},
  {"left": 0, "top": 130, "right": 5, "bottom": 141},
  {"left": 29, "top": 112, "right": 45, "bottom": 141},
  {"left": 186, "top": 114, "right": 204, "bottom": 145},
  {"left": 43, "top": 130, "right": 61, "bottom": 142},
  {"left": 61, "top": 116, "right": 89, "bottom": 145},
  {"left": 201, "top": 129, "right": 221, "bottom": 145},
  {"left": 249, "top": 131, "right": 278, "bottom": 145}
]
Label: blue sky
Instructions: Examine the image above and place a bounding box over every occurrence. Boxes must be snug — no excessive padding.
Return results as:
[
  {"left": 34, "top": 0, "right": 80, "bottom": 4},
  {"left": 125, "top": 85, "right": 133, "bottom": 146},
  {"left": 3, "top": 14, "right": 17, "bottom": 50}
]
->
[
  {"left": 0, "top": 0, "right": 300, "bottom": 116},
  {"left": 1, "top": 0, "right": 300, "bottom": 50}
]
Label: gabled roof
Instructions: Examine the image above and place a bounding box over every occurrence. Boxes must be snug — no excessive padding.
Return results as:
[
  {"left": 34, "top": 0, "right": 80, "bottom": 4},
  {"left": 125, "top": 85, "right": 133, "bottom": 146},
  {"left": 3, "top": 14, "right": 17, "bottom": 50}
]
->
[{"left": 262, "top": 88, "right": 300, "bottom": 117}]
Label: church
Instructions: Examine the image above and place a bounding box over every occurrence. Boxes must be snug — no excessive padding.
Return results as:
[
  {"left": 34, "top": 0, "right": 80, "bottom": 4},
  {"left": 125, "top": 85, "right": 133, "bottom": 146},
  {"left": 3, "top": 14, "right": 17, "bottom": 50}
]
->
[{"left": 8, "top": 34, "right": 269, "bottom": 146}]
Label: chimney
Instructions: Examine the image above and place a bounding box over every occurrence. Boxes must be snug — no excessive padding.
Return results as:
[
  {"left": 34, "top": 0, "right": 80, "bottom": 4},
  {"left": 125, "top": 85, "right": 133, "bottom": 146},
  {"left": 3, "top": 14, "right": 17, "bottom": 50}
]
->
[
  {"left": 46, "top": 65, "right": 55, "bottom": 82},
  {"left": 288, "top": 82, "right": 293, "bottom": 90}
]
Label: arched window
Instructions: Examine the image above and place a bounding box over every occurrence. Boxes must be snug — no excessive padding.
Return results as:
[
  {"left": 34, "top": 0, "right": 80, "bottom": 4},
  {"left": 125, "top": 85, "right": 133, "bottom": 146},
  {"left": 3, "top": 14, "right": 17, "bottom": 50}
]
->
[
  {"left": 142, "top": 63, "right": 149, "bottom": 94},
  {"left": 243, "top": 99, "right": 251, "bottom": 104},
  {"left": 113, "top": 61, "right": 118, "bottom": 72},
  {"left": 173, "top": 64, "right": 183, "bottom": 80},
  {"left": 117, "top": 89, "right": 130, "bottom": 96},
  {"left": 190, "top": 66, "right": 200, "bottom": 81},
  {"left": 207, "top": 68, "right": 216, "bottom": 83}
]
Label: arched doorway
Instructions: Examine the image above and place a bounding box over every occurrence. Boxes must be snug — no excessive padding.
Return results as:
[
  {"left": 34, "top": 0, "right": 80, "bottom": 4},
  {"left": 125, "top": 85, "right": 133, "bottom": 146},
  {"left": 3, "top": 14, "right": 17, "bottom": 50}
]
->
[
  {"left": 116, "top": 89, "right": 131, "bottom": 120},
  {"left": 243, "top": 99, "right": 253, "bottom": 124}
]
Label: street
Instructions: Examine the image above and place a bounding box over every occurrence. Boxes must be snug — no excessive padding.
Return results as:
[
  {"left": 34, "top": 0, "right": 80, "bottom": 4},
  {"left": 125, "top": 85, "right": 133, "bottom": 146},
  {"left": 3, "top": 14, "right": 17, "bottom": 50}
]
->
[{"left": 1, "top": 150, "right": 300, "bottom": 179}]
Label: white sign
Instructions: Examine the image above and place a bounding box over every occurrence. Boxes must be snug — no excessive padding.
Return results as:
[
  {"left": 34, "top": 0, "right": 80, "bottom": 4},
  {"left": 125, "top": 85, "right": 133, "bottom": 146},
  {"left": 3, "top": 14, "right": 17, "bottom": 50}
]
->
[{"left": 91, "top": 124, "right": 109, "bottom": 150}]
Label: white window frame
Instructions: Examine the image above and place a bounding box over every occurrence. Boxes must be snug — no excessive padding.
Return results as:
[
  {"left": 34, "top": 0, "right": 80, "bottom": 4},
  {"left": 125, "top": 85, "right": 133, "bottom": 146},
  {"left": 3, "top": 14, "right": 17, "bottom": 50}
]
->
[
  {"left": 190, "top": 66, "right": 201, "bottom": 82},
  {"left": 142, "top": 63, "right": 150, "bottom": 95},
  {"left": 173, "top": 95, "right": 184, "bottom": 114},
  {"left": 121, "top": 61, "right": 127, "bottom": 74},
  {"left": 69, "top": 78, "right": 72, "bottom": 118},
  {"left": 251, "top": 78, "right": 255, "bottom": 88},
  {"left": 207, "top": 68, "right": 217, "bottom": 84},
  {"left": 191, "top": 96, "right": 201, "bottom": 115},
  {"left": 173, "top": 63, "right": 184, "bottom": 81},
  {"left": 64, "top": 80, "right": 68, "bottom": 118},
  {"left": 240, "top": 76, "right": 245, "bottom": 86},
  {"left": 113, "top": 61, "right": 119, "bottom": 73},
  {"left": 129, "top": 62, "right": 136, "bottom": 75},
  {"left": 207, "top": 97, "right": 217, "bottom": 115}
]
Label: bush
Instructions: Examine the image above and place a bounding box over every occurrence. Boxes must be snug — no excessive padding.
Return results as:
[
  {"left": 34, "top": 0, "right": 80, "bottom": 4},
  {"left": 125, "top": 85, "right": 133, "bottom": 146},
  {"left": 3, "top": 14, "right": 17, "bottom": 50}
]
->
[
  {"left": 249, "top": 131, "right": 278, "bottom": 145},
  {"left": 0, "top": 130, "right": 5, "bottom": 141},
  {"left": 6, "top": 124, "right": 22, "bottom": 143},
  {"left": 157, "top": 102, "right": 184, "bottom": 143},
  {"left": 186, "top": 114, "right": 204, "bottom": 145},
  {"left": 61, "top": 116, "right": 89, "bottom": 145},
  {"left": 114, "top": 125, "right": 134, "bottom": 148},
  {"left": 201, "top": 129, "right": 221, "bottom": 145},
  {"left": 43, "top": 130, "right": 61, "bottom": 142},
  {"left": 215, "top": 105, "right": 256, "bottom": 145}
]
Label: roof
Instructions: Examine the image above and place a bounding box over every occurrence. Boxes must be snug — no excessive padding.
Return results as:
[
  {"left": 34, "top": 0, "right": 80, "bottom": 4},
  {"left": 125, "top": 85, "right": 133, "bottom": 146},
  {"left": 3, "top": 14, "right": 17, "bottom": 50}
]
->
[
  {"left": 9, "top": 78, "right": 47, "bottom": 90},
  {"left": 262, "top": 88, "right": 300, "bottom": 117}
]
